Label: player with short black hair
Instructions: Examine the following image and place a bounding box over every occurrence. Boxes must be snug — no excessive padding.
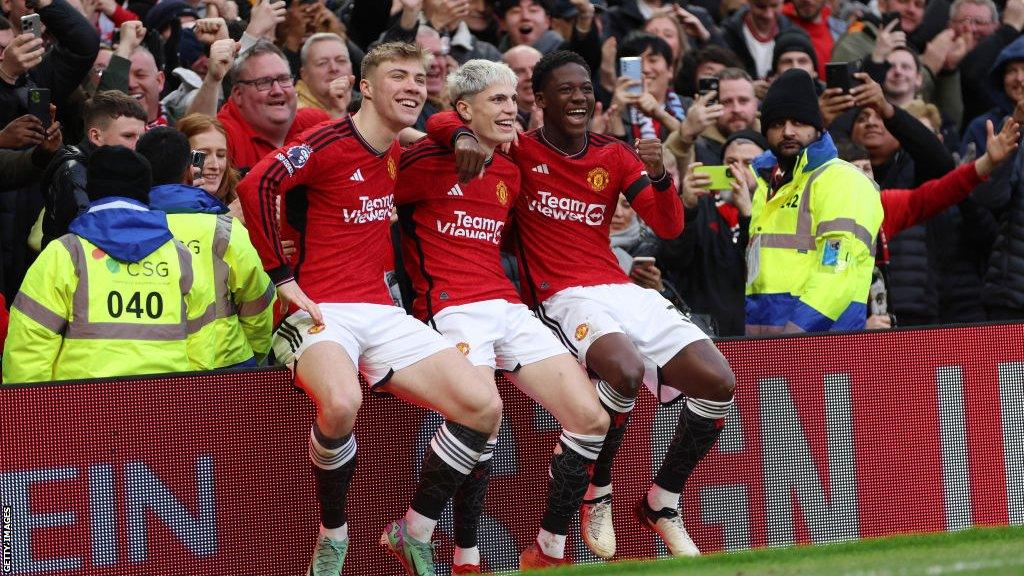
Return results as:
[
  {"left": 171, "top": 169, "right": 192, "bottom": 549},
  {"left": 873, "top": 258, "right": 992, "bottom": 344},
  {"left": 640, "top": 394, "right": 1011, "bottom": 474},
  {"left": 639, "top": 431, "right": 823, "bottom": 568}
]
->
[{"left": 427, "top": 49, "right": 736, "bottom": 562}]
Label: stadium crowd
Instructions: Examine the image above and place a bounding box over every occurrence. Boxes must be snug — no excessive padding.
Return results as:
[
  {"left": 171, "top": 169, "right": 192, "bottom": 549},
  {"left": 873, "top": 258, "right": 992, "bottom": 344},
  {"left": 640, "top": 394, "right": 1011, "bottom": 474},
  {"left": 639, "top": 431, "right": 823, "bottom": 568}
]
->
[{"left": 1, "top": 0, "right": 1024, "bottom": 572}]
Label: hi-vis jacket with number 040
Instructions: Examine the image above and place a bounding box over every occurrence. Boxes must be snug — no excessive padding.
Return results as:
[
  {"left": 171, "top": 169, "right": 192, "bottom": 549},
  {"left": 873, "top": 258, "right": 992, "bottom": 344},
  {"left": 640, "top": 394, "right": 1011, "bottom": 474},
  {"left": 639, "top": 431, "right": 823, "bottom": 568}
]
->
[
  {"left": 2, "top": 198, "right": 197, "bottom": 383},
  {"left": 149, "top": 184, "right": 274, "bottom": 369},
  {"left": 745, "top": 133, "right": 883, "bottom": 334}
]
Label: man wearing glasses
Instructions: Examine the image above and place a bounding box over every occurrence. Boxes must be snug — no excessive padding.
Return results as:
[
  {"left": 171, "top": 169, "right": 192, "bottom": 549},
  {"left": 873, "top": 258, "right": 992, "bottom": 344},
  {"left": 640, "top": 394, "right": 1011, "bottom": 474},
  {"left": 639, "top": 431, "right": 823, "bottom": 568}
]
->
[{"left": 217, "top": 39, "right": 330, "bottom": 174}]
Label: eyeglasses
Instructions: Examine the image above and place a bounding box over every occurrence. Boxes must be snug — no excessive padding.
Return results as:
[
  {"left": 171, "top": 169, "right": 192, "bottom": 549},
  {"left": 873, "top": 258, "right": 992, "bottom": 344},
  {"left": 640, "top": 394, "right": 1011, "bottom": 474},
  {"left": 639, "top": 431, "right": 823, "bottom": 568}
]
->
[
  {"left": 236, "top": 74, "right": 294, "bottom": 92},
  {"left": 952, "top": 16, "right": 993, "bottom": 26}
]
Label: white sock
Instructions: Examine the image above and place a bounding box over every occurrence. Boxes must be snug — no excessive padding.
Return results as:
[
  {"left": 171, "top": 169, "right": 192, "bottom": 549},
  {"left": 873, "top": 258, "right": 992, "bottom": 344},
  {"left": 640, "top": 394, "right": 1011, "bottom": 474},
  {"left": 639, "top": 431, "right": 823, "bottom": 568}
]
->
[
  {"left": 453, "top": 546, "right": 480, "bottom": 566},
  {"left": 585, "top": 482, "right": 612, "bottom": 501},
  {"left": 320, "top": 523, "right": 348, "bottom": 541},
  {"left": 536, "top": 528, "right": 566, "bottom": 559},
  {"left": 403, "top": 508, "right": 437, "bottom": 542},
  {"left": 647, "top": 484, "right": 680, "bottom": 512}
]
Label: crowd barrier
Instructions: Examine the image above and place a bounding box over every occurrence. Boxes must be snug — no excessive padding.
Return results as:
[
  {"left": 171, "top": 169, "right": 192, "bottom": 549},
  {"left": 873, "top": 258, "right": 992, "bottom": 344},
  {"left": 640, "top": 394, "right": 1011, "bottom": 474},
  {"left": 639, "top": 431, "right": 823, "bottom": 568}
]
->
[{"left": 1, "top": 322, "right": 1022, "bottom": 575}]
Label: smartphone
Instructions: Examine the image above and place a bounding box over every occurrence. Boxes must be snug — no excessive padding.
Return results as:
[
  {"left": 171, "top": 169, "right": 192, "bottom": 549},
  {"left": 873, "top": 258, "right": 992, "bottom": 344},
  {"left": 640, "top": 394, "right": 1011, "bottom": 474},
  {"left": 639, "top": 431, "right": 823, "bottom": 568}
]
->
[
  {"left": 826, "top": 62, "right": 860, "bottom": 92},
  {"left": 881, "top": 11, "right": 902, "bottom": 32},
  {"left": 631, "top": 256, "right": 656, "bottom": 270},
  {"left": 619, "top": 57, "right": 643, "bottom": 94},
  {"left": 698, "top": 77, "right": 719, "bottom": 105},
  {"left": 21, "top": 14, "right": 41, "bottom": 38},
  {"left": 27, "top": 87, "right": 50, "bottom": 129},
  {"left": 693, "top": 165, "right": 735, "bottom": 190},
  {"left": 191, "top": 150, "right": 207, "bottom": 169}
]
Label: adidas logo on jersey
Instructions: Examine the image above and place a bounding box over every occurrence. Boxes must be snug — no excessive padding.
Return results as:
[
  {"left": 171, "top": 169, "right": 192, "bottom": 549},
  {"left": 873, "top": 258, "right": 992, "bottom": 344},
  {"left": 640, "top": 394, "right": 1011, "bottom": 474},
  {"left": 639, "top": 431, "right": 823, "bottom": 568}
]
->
[
  {"left": 448, "top": 183, "right": 464, "bottom": 196},
  {"left": 532, "top": 164, "right": 550, "bottom": 174},
  {"left": 350, "top": 169, "right": 365, "bottom": 182}
]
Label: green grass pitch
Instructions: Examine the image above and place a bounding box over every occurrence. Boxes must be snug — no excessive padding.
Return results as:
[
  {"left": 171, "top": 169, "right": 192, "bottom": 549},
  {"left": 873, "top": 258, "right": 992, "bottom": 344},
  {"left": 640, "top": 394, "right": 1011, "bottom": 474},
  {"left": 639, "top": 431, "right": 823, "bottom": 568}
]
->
[{"left": 520, "top": 526, "right": 1024, "bottom": 575}]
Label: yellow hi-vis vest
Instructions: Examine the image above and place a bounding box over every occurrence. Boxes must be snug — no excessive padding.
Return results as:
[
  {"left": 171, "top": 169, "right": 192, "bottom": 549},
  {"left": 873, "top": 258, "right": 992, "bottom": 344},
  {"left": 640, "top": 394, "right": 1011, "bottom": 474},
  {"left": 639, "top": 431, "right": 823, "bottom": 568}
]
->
[
  {"left": 2, "top": 234, "right": 194, "bottom": 383},
  {"left": 746, "top": 151, "right": 883, "bottom": 334},
  {"left": 167, "top": 213, "right": 274, "bottom": 369}
]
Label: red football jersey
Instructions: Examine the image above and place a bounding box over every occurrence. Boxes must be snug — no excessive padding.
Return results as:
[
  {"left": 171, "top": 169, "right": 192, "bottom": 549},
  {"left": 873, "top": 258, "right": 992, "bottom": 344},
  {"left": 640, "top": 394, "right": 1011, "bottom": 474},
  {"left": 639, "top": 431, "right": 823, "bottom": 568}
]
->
[
  {"left": 427, "top": 112, "right": 684, "bottom": 304},
  {"left": 395, "top": 140, "right": 522, "bottom": 320},
  {"left": 237, "top": 116, "right": 399, "bottom": 306}
]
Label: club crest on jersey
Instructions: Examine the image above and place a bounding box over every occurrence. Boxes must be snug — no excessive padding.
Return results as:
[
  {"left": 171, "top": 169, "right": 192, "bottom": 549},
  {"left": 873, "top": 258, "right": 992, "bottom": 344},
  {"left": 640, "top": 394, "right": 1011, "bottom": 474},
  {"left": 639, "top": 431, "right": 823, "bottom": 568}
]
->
[
  {"left": 575, "top": 323, "right": 589, "bottom": 341},
  {"left": 587, "top": 167, "right": 610, "bottom": 192},
  {"left": 388, "top": 156, "right": 397, "bottom": 180},
  {"left": 456, "top": 342, "right": 471, "bottom": 355},
  {"left": 496, "top": 180, "right": 508, "bottom": 205}
]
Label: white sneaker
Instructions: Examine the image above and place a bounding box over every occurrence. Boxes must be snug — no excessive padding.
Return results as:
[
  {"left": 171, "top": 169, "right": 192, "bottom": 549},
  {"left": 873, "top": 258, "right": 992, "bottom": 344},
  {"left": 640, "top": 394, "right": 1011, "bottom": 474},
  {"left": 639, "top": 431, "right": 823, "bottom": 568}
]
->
[
  {"left": 634, "top": 498, "right": 700, "bottom": 557},
  {"left": 580, "top": 495, "right": 616, "bottom": 558}
]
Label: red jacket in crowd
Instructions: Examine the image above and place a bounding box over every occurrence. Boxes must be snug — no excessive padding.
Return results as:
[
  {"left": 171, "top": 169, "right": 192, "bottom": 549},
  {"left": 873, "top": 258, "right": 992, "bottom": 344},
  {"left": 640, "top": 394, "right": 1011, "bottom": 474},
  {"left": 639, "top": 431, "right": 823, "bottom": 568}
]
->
[{"left": 877, "top": 161, "right": 984, "bottom": 264}]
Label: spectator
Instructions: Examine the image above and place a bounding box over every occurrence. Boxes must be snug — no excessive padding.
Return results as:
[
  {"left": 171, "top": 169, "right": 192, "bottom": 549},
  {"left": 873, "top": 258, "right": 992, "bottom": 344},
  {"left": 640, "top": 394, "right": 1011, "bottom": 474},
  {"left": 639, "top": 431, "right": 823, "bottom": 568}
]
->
[
  {"left": 137, "top": 126, "right": 274, "bottom": 370},
  {"left": 962, "top": 35, "right": 1024, "bottom": 157},
  {"left": 745, "top": 69, "right": 882, "bottom": 334},
  {"left": 665, "top": 67, "right": 759, "bottom": 172},
  {"left": 836, "top": 75, "right": 967, "bottom": 326},
  {"left": 277, "top": 0, "right": 347, "bottom": 75},
  {"left": 496, "top": 0, "right": 564, "bottom": 53},
  {"left": 608, "top": 32, "right": 686, "bottom": 139},
  {"left": 644, "top": 11, "right": 691, "bottom": 76},
  {"left": 2, "top": 146, "right": 197, "bottom": 383},
  {"left": 605, "top": 0, "right": 718, "bottom": 46},
  {"left": 0, "top": 0, "right": 100, "bottom": 131},
  {"left": 0, "top": 114, "right": 63, "bottom": 190},
  {"left": 128, "top": 46, "right": 168, "bottom": 127},
  {"left": 0, "top": 15, "right": 12, "bottom": 52},
  {"left": 771, "top": 29, "right": 818, "bottom": 80},
  {"left": 296, "top": 33, "right": 354, "bottom": 118},
  {"left": 176, "top": 113, "right": 240, "bottom": 215},
  {"left": 423, "top": 0, "right": 504, "bottom": 64},
  {"left": 782, "top": 0, "right": 842, "bottom": 79},
  {"left": 40, "top": 90, "right": 147, "bottom": 249},
  {"left": 503, "top": 44, "right": 543, "bottom": 129},
  {"left": 413, "top": 26, "right": 450, "bottom": 131},
  {"left": 949, "top": 0, "right": 999, "bottom": 45},
  {"left": 960, "top": 0, "right": 1024, "bottom": 129},
  {"left": 836, "top": 119, "right": 1020, "bottom": 327},
  {"left": 662, "top": 129, "right": 765, "bottom": 335},
  {"left": 191, "top": 39, "right": 329, "bottom": 172},
  {"left": 971, "top": 118, "right": 1024, "bottom": 320},
  {"left": 883, "top": 47, "right": 924, "bottom": 108},
  {"left": 674, "top": 43, "right": 743, "bottom": 97},
  {"left": 720, "top": 0, "right": 798, "bottom": 79}
]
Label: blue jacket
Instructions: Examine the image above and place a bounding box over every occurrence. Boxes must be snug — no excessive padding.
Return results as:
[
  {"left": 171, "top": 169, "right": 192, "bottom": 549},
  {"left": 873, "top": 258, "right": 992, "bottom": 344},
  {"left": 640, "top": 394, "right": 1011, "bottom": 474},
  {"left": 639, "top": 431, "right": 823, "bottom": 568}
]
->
[
  {"left": 67, "top": 197, "right": 173, "bottom": 262},
  {"left": 148, "top": 183, "right": 229, "bottom": 215}
]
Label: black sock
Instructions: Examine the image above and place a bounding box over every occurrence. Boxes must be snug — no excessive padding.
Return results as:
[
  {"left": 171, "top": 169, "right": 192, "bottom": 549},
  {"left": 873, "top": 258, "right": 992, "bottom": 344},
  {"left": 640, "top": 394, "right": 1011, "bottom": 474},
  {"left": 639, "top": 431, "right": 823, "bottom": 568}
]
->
[
  {"left": 590, "top": 403, "right": 632, "bottom": 489},
  {"left": 652, "top": 402, "right": 725, "bottom": 494},
  {"left": 411, "top": 421, "right": 489, "bottom": 520},
  {"left": 453, "top": 456, "right": 493, "bottom": 548},
  {"left": 309, "top": 424, "right": 357, "bottom": 529},
  {"left": 541, "top": 431, "right": 603, "bottom": 535}
]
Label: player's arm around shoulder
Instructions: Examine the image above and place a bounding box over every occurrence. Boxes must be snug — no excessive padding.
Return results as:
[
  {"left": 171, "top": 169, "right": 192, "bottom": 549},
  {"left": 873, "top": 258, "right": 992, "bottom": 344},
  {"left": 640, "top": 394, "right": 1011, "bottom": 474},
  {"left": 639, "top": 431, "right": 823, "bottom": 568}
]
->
[{"left": 2, "top": 239, "right": 77, "bottom": 383}]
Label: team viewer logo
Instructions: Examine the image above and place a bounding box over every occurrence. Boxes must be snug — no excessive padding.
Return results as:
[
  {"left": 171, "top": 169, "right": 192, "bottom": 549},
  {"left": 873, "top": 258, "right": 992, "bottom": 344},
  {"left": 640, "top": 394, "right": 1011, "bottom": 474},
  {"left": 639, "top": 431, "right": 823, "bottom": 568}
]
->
[
  {"left": 587, "top": 167, "right": 610, "bottom": 192},
  {"left": 496, "top": 181, "right": 508, "bottom": 205},
  {"left": 575, "top": 323, "right": 589, "bottom": 341},
  {"left": 456, "top": 342, "right": 471, "bottom": 355},
  {"left": 387, "top": 156, "right": 397, "bottom": 180}
]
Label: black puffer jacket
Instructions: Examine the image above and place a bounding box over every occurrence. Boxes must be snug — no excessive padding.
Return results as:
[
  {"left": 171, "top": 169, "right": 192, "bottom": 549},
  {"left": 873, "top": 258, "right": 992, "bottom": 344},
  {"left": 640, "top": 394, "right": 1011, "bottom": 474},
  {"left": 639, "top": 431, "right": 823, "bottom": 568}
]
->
[
  {"left": 973, "top": 147, "right": 1024, "bottom": 314},
  {"left": 39, "top": 140, "right": 95, "bottom": 249}
]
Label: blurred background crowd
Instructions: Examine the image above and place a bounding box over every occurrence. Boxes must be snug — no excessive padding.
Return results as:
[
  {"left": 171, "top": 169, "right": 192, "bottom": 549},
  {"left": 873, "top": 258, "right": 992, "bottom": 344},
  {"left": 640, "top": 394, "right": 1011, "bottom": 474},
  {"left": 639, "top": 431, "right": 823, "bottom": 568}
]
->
[{"left": 1, "top": 0, "right": 1023, "bottom": 352}]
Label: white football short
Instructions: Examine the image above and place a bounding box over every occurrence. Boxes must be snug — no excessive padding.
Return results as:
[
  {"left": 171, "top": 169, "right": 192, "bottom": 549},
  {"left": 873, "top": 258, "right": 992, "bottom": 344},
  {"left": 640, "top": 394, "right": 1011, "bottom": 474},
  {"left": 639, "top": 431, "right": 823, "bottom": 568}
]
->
[
  {"left": 537, "top": 283, "right": 710, "bottom": 402},
  {"left": 272, "top": 303, "right": 451, "bottom": 386},
  {"left": 431, "top": 299, "right": 570, "bottom": 371}
]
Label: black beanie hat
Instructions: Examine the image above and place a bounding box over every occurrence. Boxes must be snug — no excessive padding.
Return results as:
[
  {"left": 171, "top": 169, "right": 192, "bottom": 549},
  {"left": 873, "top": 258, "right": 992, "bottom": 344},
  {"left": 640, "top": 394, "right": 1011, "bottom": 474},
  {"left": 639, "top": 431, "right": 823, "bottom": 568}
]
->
[
  {"left": 86, "top": 146, "right": 153, "bottom": 203},
  {"left": 760, "top": 69, "right": 823, "bottom": 136},
  {"left": 721, "top": 129, "right": 769, "bottom": 161},
  {"left": 772, "top": 30, "right": 819, "bottom": 75}
]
